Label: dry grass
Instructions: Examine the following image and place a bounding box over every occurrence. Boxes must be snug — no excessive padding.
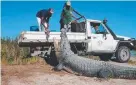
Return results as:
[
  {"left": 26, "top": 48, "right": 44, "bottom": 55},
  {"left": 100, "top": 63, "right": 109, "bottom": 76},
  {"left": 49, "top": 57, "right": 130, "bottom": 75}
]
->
[
  {"left": 128, "top": 59, "right": 136, "bottom": 65},
  {"left": 1, "top": 56, "right": 41, "bottom": 65}
]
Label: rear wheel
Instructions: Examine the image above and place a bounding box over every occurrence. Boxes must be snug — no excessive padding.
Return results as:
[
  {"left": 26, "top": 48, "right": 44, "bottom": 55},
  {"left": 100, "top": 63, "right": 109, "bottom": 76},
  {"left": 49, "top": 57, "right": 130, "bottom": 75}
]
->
[{"left": 115, "top": 46, "right": 130, "bottom": 63}]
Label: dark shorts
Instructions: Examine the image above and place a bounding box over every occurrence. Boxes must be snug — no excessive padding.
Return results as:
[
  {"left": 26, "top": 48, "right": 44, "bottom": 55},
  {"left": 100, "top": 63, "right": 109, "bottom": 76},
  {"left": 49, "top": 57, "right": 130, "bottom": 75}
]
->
[{"left": 60, "top": 19, "right": 64, "bottom": 30}]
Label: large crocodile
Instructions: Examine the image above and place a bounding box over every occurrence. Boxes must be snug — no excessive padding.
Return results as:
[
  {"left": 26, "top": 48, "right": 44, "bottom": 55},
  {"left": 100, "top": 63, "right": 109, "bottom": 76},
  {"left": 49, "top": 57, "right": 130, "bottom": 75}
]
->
[{"left": 54, "top": 28, "right": 136, "bottom": 79}]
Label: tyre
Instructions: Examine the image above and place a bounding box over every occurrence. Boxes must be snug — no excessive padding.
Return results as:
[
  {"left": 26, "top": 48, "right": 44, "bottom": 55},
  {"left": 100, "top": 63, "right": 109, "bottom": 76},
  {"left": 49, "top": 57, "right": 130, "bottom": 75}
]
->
[
  {"left": 99, "top": 55, "right": 112, "bottom": 61},
  {"left": 115, "top": 46, "right": 130, "bottom": 63}
]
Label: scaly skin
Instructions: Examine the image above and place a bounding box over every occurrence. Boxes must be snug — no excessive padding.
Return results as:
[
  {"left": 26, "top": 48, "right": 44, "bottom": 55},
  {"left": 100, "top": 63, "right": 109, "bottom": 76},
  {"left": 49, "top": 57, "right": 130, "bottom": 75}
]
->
[{"left": 55, "top": 28, "right": 136, "bottom": 79}]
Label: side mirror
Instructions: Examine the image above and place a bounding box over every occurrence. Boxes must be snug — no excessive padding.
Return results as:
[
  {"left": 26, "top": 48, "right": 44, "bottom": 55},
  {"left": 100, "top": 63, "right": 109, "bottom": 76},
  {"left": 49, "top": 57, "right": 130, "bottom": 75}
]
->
[{"left": 103, "top": 32, "right": 107, "bottom": 40}]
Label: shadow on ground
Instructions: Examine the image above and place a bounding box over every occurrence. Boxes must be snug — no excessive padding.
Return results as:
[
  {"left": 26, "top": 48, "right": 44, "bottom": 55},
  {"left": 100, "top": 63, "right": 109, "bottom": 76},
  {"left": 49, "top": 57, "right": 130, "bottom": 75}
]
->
[{"left": 43, "top": 51, "right": 59, "bottom": 67}]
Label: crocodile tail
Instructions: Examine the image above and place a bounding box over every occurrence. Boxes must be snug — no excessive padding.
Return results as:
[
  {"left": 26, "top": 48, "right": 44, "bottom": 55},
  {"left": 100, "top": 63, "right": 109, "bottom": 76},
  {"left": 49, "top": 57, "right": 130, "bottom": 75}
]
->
[{"left": 115, "top": 67, "right": 136, "bottom": 79}]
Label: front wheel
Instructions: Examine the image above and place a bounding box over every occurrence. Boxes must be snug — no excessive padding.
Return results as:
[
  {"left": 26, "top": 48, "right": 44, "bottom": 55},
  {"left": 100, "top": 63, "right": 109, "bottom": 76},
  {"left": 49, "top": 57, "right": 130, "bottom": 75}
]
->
[{"left": 115, "top": 46, "right": 130, "bottom": 63}]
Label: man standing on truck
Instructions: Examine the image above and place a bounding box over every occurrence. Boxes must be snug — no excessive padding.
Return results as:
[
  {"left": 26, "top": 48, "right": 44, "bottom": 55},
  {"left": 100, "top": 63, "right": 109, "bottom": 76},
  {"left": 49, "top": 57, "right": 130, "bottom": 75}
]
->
[
  {"left": 36, "top": 8, "right": 54, "bottom": 36},
  {"left": 60, "top": 1, "right": 81, "bottom": 32}
]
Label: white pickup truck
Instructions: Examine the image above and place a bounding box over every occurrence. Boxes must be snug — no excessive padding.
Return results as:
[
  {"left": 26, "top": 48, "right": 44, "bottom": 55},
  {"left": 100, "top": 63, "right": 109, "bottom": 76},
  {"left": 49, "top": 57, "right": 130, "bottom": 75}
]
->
[{"left": 18, "top": 18, "right": 136, "bottom": 63}]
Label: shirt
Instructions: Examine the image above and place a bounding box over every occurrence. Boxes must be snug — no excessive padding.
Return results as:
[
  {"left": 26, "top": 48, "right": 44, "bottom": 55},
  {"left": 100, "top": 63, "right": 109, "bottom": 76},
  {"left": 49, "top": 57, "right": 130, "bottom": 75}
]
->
[
  {"left": 92, "top": 27, "right": 100, "bottom": 34},
  {"left": 62, "top": 7, "right": 73, "bottom": 24},
  {"left": 36, "top": 9, "right": 52, "bottom": 23}
]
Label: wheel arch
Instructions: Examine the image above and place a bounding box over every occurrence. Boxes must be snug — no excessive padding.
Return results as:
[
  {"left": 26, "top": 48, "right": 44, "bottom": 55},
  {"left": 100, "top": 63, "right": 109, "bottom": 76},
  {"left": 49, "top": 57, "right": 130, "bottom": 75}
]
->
[{"left": 115, "top": 41, "right": 133, "bottom": 51}]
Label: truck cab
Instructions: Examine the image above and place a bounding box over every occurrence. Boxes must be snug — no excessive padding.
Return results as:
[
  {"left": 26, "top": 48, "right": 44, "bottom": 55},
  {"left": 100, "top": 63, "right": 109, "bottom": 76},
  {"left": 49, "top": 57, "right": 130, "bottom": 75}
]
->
[{"left": 85, "top": 19, "right": 118, "bottom": 53}]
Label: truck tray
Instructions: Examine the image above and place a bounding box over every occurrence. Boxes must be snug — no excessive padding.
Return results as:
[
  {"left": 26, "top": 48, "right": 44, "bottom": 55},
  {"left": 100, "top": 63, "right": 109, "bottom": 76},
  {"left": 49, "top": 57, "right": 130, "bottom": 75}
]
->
[{"left": 18, "top": 31, "right": 86, "bottom": 47}]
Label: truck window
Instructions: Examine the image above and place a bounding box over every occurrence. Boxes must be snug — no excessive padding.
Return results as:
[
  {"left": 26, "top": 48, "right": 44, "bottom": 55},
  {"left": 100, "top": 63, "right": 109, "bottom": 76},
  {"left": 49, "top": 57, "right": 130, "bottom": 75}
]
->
[
  {"left": 71, "top": 22, "right": 85, "bottom": 32},
  {"left": 90, "top": 22, "right": 108, "bottom": 34}
]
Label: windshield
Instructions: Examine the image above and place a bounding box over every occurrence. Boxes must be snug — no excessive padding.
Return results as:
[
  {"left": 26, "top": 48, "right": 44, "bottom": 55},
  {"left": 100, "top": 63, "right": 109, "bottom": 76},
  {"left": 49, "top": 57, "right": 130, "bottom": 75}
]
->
[{"left": 103, "top": 23, "right": 117, "bottom": 39}]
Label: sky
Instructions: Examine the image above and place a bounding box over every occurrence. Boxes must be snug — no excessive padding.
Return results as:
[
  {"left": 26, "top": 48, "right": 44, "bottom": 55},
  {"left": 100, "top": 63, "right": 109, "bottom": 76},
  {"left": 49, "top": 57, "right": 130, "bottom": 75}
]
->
[{"left": 1, "top": 1, "right": 136, "bottom": 39}]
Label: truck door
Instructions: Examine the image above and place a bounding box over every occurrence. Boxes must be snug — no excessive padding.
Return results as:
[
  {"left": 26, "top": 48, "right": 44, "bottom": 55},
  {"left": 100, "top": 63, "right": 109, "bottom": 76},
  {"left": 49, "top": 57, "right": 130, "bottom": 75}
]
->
[{"left": 90, "top": 22, "right": 116, "bottom": 53}]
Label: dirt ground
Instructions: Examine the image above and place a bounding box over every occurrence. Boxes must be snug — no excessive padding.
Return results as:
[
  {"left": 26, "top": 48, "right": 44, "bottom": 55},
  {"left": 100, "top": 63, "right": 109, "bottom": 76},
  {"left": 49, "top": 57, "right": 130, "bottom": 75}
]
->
[{"left": 2, "top": 57, "right": 136, "bottom": 85}]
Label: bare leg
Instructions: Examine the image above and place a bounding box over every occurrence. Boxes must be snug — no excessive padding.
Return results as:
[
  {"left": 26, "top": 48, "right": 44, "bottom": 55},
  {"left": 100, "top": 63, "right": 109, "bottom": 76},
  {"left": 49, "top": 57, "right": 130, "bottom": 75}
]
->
[
  {"left": 42, "top": 22, "right": 50, "bottom": 40},
  {"left": 42, "top": 22, "right": 48, "bottom": 31},
  {"left": 36, "top": 17, "right": 42, "bottom": 31}
]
